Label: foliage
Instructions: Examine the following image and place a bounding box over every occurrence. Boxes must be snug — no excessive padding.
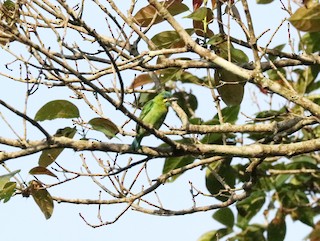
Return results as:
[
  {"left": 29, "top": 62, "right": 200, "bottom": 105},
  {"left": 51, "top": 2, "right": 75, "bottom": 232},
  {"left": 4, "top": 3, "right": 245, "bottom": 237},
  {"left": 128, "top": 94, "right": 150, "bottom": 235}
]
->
[{"left": 0, "top": 0, "right": 319, "bottom": 240}]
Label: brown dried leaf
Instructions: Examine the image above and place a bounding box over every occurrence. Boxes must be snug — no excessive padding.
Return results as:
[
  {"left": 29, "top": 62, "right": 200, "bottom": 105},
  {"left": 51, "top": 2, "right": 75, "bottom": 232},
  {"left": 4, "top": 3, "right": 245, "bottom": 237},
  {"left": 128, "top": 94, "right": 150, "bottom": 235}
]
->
[
  {"left": 29, "top": 166, "right": 58, "bottom": 179},
  {"left": 193, "top": 0, "right": 203, "bottom": 10},
  {"left": 134, "top": 0, "right": 188, "bottom": 27},
  {"left": 130, "top": 74, "right": 153, "bottom": 89},
  {"left": 211, "top": 0, "right": 216, "bottom": 9},
  {"left": 29, "top": 180, "right": 54, "bottom": 219}
]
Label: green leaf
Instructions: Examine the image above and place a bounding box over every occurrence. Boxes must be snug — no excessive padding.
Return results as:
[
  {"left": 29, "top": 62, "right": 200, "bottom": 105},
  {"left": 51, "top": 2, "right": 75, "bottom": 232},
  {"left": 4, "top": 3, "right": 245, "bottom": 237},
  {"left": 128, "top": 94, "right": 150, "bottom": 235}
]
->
[
  {"left": 278, "top": 185, "right": 309, "bottom": 209},
  {"left": 300, "top": 32, "right": 320, "bottom": 54},
  {"left": 205, "top": 159, "right": 236, "bottom": 201},
  {"left": 88, "top": 117, "right": 119, "bottom": 139},
  {"left": 0, "top": 169, "right": 20, "bottom": 190},
  {"left": 291, "top": 155, "right": 317, "bottom": 164},
  {"left": 151, "top": 29, "right": 194, "bottom": 49},
  {"left": 184, "top": 7, "right": 210, "bottom": 21},
  {"left": 29, "top": 180, "right": 54, "bottom": 219},
  {"left": 161, "top": 138, "right": 195, "bottom": 181},
  {"left": 179, "top": 71, "right": 203, "bottom": 85},
  {"left": 201, "top": 132, "right": 224, "bottom": 144},
  {"left": 294, "top": 66, "right": 320, "bottom": 94},
  {"left": 214, "top": 69, "right": 245, "bottom": 106},
  {"left": 257, "top": 176, "right": 275, "bottom": 191},
  {"left": 0, "top": 181, "right": 16, "bottom": 203},
  {"left": 277, "top": 185, "right": 314, "bottom": 226},
  {"left": 29, "top": 166, "right": 58, "bottom": 179},
  {"left": 197, "top": 228, "right": 231, "bottom": 241},
  {"left": 267, "top": 44, "right": 286, "bottom": 61},
  {"left": 159, "top": 67, "right": 183, "bottom": 83},
  {"left": 255, "top": 107, "right": 286, "bottom": 119},
  {"left": 189, "top": 7, "right": 214, "bottom": 37},
  {"left": 279, "top": 185, "right": 314, "bottom": 226},
  {"left": 289, "top": 4, "right": 320, "bottom": 32},
  {"left": 189, "top": 117, "right": 203, "bottom": 125},
  {"left": 3, "top": 0, "right": 15, "bottom": 11},
  {"left": 34, "top": 100, "right": 80, "bottom": 121},
  {"left": 197, "top": 230, "right": 218, "bottom": 241},
  {"left": 236, "top": 191, "right": 266, "bottom": 228},
  {"left": 162, "top": 156, "right": 195, "bottom": 182},
  {"left": 232, "top": 225, "right": 266, "bottom": 241},
  {"left": 286, "top": 159, "right": 317, "bottom": 185},
  {"left": 267, "top": 68, "right": 286, "bottom": 81},
  {"left": 267, "top": 212, "right": 286, "bottom": 241},
  {"left": 39, "top": 127, "right": 77, "bottom": 167},
  {"left": 256, "top": 163, "right": 279, "bottom": 191},
  {"left": 173, "top": 91, "right": 198, "bottom": 118},
  {"left": 134, "top": 0, "right": 189, "bottom": 27},
  {"left": 230, "top": 47, "right": 249, "bottom": 64},
  {"left": 212, "top": 207, "right": 234, "bottom": 228},
  {"left": 201, "top": 108, "right": 238, "bottom": 144},
  {"left": 214, "top": 105, "right": 240, "bottom": 124},
  {"left": 212, "top": 41, "right": 249, "bottom": 63},
  {"left": 39, "top": 148, "right": 64, "bottom": 167},
  {"left": 294, "top": 206, "right": 314, "bottom": 227},
  {"left": 207, "top": 34, "right": 225, "bottom": 45},
  {"left": 274, "top": 173, "right": 290, "bottom": 188},
  {"left": 306, "top": 65, "right": 320, "bottom": 93}
]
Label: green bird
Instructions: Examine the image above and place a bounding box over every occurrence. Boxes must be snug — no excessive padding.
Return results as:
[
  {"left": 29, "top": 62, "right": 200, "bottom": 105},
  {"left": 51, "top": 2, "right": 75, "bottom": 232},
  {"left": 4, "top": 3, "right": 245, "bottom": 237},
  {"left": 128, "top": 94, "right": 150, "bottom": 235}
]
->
[{"left": 131, "top": 91, "right": 175, "bottom": 150}]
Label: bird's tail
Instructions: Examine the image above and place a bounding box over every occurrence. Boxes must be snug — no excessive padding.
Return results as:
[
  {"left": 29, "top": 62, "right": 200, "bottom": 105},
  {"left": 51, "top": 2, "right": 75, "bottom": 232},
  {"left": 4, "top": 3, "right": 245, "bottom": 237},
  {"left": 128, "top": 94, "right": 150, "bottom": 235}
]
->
[{"left": 131, "top": 136, "right": 142, "bottom": 150}]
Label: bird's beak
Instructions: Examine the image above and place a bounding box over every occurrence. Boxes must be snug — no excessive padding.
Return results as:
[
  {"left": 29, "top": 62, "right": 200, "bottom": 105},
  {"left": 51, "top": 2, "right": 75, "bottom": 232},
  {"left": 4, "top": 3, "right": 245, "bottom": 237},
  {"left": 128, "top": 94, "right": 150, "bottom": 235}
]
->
[{"left": 166, "top": 97, "right": 178, "bottom": 102}]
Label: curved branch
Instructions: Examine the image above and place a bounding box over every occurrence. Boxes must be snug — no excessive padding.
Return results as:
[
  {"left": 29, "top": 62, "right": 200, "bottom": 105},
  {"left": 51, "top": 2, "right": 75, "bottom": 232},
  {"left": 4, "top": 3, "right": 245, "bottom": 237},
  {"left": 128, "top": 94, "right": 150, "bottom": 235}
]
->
[{"left": 182, "top": 116, "right": 316, "bottom": 134}]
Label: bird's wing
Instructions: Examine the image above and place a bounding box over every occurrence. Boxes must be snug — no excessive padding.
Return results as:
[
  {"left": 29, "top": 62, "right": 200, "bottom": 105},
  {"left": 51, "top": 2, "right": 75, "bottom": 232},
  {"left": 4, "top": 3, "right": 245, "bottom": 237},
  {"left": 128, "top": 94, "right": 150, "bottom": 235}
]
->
[
  {"left": 140, "top": 101, "right": 168, "bottom": 128},
  {"left": 139, "top": 99, "right": 154, "bottom": 121}
]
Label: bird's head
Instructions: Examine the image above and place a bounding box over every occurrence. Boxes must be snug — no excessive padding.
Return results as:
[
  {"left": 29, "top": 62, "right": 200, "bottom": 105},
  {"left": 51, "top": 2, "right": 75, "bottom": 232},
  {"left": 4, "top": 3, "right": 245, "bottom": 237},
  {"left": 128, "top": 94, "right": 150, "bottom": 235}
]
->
[
  {"left": 160, "top": 91, "right": 178, "bottom": 106},
  {"left": 161, "top": 91, "right": 172, "bottom": 99}
]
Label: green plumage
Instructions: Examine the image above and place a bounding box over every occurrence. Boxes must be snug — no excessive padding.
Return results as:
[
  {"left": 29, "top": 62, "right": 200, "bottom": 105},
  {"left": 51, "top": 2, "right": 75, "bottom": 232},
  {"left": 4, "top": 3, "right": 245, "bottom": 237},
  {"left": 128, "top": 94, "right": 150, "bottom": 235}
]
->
[{"left": 131, "top": 91, "right": 173, "bottom": 150}]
